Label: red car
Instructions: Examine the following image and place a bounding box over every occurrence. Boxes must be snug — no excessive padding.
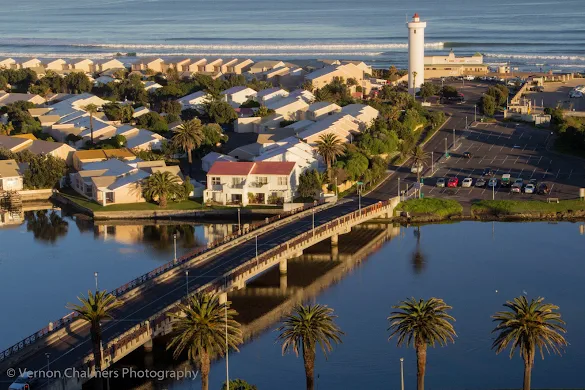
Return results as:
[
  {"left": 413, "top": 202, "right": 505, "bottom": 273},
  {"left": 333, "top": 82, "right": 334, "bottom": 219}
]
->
[{"left": 447, "top": 177, "right": 459, "bottom": 188}]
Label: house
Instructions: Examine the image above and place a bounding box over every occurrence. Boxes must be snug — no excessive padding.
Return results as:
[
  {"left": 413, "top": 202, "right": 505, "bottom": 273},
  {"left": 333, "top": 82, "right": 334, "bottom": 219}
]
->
[
  {"left": 256, "top": 87, "right": 289, "bottom": 104},
  {"left": 143, "top": 81, "right": 162, "bottom": 93},
  {"left": 44, "top": 124, "right": 83, "bottom": 143},
  {"left": 201, "top": 152, "right": 237, "bottom": 172},
  {"left": 249, "top": 61, "right": 286, "bottom": 74},
  {"left": 341, "top": 60, "right": 373, "bottom": 75},
  {"left": 222, "top": 86, "right": 257, "bottom": 107},
  {"left": 19, "top": 58, "right": 42, "bottom": 69},
  {"left": 93, "top": 58, "right": 125, "bottom": 73},
  {"left": 288, "top": 89, "right": 315, "bottom": 103},
  {"left": 254, "top": 137, "right": 319, "bottom": 174},
  {"left": 307, "top": 102, "right": 341, "bottom": 121},
  {"left": 0, "top": 135, "right": 76, "bottom": 165},
  {"left": 166, "top": 57, "right": 192, "bottom": 72},
  {"left": 187, "top": 58, "right": 208, "bottom": 73},
  {"left": 204, "top": 161, "right": 296, "bottom": 206},
  {"left": 204, "top": 58, "right": 223, "bottom": 73},
  {"left": 115, "top": 125, "right": 165, "bottom": 151},
  {"left": 69, "top": 59, "right": 94, "bottom": 73},
  {"left": 0, "top": 159, "right": 24, "bottom": 191},
  {"left": 177, "top": 91, "right": 209, "bottom": 112},
  {"left": 297, "top": 113, "right": 361, "bottom": 146},
  {"left": 230, "top": 59, "right": 254, "bottom": 74},
  {"left": 305, "top": 63, "right": 365, "bottom": 90},
  {"left": 0, "top": 93, "right": 45, "bottom": 107},
  {"left": 266, "top": 96, "right": 309, "bottom": 121},
  {"left": 0, "top": 58, "right": 16, "bottom": 69},
  {"left": 44, "top": 59, "right": 68, "bottom": 71},
  {"left": 219, "top": 58, "right": 239, "bottom": 74},
  {"left": 61, "top": 116, "right": 117, "bottom": 143},
  {"left": 132, "top": 106, "right": 150, "bottom": 118},
  {"left": 93, "top": 75, "right": 117, "bottom": 86},
  {"left": 340, "top": 104, "right": 379, "bottom": 129},
  {"left": 71, "top": 148, "right": 136, "bottom": 170},
  {"left": 131, "top": 57, "right": 165, "bottom": 73}
]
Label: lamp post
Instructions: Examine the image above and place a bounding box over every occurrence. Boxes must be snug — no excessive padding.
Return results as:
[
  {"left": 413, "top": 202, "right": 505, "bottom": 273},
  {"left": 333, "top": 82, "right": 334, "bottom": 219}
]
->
[
  {"left": 185, "top": 270, "right": 189, "bottom": 297},
  {"left": 453, "top": 128, "right": 456, "bottom": 148},
  {"left": 173, "top": 233, "right": 177, "bottom": 263},
  {"left": 492, "top": 178, "right": 495, "bottom": 200},
  {"left": 444, "top": 137, "right": 448, "bottom": 157},
  {"left": 397, "top": 177, "right": 400, "bottom": 200},
  {"left": 357, "top": 182, "right": 362, "bottom": 212},
  {"left": 224, "top": 279, "right": 230, "bottom": 390},
  {"left": 312, "top": 200, "right": 317, "bottom": 236},
  {"left": 400, "top": 357, "right": 404, "bottom": 390},
  {"left": 46, "top": 353, "right": 51, "bottom": 386},
  {"left": 94, "top": 272, "right": 99, "bottom": 292},
  {"left": 237, "top": 208, "right": 241, "bottom": 233},
  {"left": 474, "top": 104, "right": 477, "bottom": 123},
  {"left": 431, "top": 151, "right": 434, "bottom": 173},
  {"left": 255, "top": 235, "right": 258, "bottom": 265}
]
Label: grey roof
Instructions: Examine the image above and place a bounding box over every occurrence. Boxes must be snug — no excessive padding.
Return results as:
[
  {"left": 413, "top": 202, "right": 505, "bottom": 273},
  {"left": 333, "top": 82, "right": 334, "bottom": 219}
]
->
[
  {"left": 82, "top": 159, "right": 135, "bottom": 177},
  {"left": 0, "top": 135, "right": 28, "bottom": 151}
]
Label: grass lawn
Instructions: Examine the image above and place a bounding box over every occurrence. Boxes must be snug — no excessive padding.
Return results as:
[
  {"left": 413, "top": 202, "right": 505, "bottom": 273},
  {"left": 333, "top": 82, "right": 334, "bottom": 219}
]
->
[
  {"left": 396, "top": 198, "right": 463, "bottom": 217},
  {"left": 554, "top": 138, "right": 585, "bottom": 159},
  {"left": 472, "top": 199, "right": 585, "bottom": 215}
]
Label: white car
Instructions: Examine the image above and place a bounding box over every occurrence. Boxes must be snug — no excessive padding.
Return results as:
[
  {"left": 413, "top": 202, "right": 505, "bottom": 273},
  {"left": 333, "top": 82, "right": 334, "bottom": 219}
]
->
[
  {"left": 524, "top": 183, "right": 536, "bottom": 194},
  {"left": 462, "top": 177, "right": 473, "bottom": 188}
]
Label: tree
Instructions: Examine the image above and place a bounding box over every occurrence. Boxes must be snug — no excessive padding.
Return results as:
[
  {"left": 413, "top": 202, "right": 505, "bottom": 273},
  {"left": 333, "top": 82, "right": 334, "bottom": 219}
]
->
[
  {"left": 301, "top": 80, "right": 314, "bottom": 92},
  {"left": 410, "top": 146, "right": 429, "bottom": 190},
  {"left": 315, "top": 133, "right": 345, "bottom": 181},
  {"left": 388, "top": 298, "right": 456, "bottom": 390},
  {"left": 205, "top": 99, "right": 237, "bottom": 124},
  {"left": 64, "top": 72, "right": 92, "bottom": 94},
  {"left": 277, "top": 304, "right": 343, "bottom": 390},
  {"left": 135, "top": 112, "right": 168, "bottom": 133},
  {"left": 23, "top": 154, "right": 67, "bottom": 189},
  {"left": 167, "top": 293, "right": 242, "bottom": 390},
  {"left": 0, "top": 75, "right": 7, "bottom": 91},
  {"left": 411, "top": 71, "right": 418, "bottom": 93},
  {"left": 440, "top": 85, "right": 459, "bottom": 98},
  {"left": 172, "top": 119, "right": 204, "bottom": 165},
  {"left": 142, "top": 171, "right": 183, "bottom": 208},
  {"left": 314, "top": 88, "right": 332, "bottom": 103},
  {"left": 67, "top": 291, "right": 123, "bottom": 376},
  {"left": 253, "top": 105, "right": 273, "bottom": 118},
  {"left": 221, "top": 379, "right": 257, "bottom": 390},
  {"left": 102, "top": 102, "right": 133, "bottom": 123},
  {"left": 492, "top": 296, "right": 567, "bottom": 390},
  {"left": 201, "top": 123, "right": 227, "bottom": 147},
  {"left": 82, "top": 103, "right": 99, "bottom": 144},
  {"left": 160, "top": 100, "right": 182, "bottom": 117},
  {"left": 480, "top": 94, "right": 496, "bottom": 117},
  {"left": 297, "top": 169, "right": 323, "bottom": 199},
  {"left": 419, "top": 83, "right": 440, "bottom": 102}
]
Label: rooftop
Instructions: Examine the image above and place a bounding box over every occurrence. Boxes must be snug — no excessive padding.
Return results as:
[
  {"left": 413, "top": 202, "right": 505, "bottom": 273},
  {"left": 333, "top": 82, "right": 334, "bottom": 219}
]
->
[
  {"left": 0, "top": 159, "right": 22, "bottom": 178},
  {"left": 207, "top": 161, "right": 295, "bottom": 176}
]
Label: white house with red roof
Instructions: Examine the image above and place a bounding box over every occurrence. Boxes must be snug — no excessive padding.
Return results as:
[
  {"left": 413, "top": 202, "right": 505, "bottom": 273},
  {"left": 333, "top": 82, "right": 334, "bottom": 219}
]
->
[{"left": 204, "top": 161, "right": 297, "bottom": 206}]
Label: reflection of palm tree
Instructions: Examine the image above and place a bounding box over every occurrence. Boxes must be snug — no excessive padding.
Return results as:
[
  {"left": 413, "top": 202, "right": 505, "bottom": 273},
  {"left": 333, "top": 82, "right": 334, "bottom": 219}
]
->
[
  {"left": 25, "top": 210, "right": 68, "bottom": 243},
  {"left": 143, "top": 224, "right": 201, "bottom": 252},
  {"left": 411, "top": 226, "right": 425, "bottom": 274}
]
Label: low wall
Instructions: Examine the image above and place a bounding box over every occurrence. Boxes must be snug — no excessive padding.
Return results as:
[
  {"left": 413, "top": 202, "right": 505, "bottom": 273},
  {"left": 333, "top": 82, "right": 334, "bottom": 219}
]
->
[
  {"left": 18, "top": 189, "right": 53, "bottom": 201},
  {"left": 563, "top": 111, "right": 585, "bottom": 118}
]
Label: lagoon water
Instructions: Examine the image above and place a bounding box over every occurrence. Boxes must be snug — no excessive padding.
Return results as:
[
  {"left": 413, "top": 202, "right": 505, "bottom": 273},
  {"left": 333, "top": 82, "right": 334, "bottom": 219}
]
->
[{"left": 1, "top": 0, "right": 585, "bottom": 71}]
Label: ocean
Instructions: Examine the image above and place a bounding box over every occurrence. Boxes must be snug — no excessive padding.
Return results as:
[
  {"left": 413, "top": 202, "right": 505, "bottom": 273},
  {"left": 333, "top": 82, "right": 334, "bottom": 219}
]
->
[{"left": 1, "top": 0, "right": 585, "bottom": 71}]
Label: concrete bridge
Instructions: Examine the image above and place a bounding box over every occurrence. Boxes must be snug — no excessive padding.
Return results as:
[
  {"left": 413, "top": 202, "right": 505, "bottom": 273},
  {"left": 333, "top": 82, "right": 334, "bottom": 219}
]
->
[{"left": 0, "top": 196, "right": 399, "bottom": 390}]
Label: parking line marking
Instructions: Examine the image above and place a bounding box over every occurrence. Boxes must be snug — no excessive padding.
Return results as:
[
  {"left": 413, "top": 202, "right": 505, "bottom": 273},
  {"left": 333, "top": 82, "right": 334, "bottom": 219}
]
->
[
  {"left": 520, "top": 133, "right": 523, "bottom": 139},
  {"left": 569, "top": 169, "right": 573, "bottom": 179},
  {"left": 519, "top": 169, "right": 524, "bottom": 178},
  {"left": 515, "top": 156, "right": 520, "bottom": 164},
  {"left": 538, "top": 156, "right": 543, "bottom": 165},
  {"left": 500, "top": 145, "right": 505, "bottom": 151},
  {"left": 530, "top": 168, "right": 536, "bottom": 178},
  {"left": 522, "top": 144, "right": 528, "bottom": 151},
  {"left": 503, "top": 156, "right": 507, "bottom": 164},
  {"left": 550, "top": 183, "right": 555, "bottom": 194},
  {"left": 529, "top": 135, "right": 532, "bottom": 140},
  {"left": 556, "top": 169, "right": 561, "bottom": 179}
]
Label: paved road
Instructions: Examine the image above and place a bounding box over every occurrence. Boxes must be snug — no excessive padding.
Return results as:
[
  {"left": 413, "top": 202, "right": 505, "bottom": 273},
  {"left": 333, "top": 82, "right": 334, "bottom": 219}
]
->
[{"left": 0, "top": 196, "right": 381, "bottom": 388}]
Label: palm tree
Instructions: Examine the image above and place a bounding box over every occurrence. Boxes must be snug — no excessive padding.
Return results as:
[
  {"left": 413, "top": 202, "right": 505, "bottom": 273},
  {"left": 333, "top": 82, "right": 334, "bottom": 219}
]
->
[
  {"left": 142, "top": 171, "right": 182, "bottom": 208},
  {"left": 409, "top": 146, "right": 429, "bottom": 196},
  {"left": 82, "top": 103, "right": 99, "bottom": 145},
  {"left": 167, "top": 293, "right": 242, "bottom": 390},
  {"left": 492, "top": 296, "right": 568, "bottom": 390},
  {"left": 277, "top": 304, "right": 344, "bottom": 390},
  {"left": 67, "top": 291, "right": 122, "bottom": 374},
  {"left": 412, "top": 70, "right": 418, "bottom": 97},
  {"left": 172, "top": 119, "right": 204, "bottom": 165},
  {"left": 315, "top": 133, "right": 345, "bottom": 182},
  {"left": 388, "top": 297, "right": 456, "bottom": 390}
]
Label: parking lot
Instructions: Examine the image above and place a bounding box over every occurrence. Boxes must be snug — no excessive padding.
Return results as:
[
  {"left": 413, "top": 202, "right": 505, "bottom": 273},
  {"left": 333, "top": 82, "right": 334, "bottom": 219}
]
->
[
  {"left": 525, "top": 78, "right": 585, "bottom": 112},
  {"left": 424, "top": 122, "right": 585, "bottom": 202}
]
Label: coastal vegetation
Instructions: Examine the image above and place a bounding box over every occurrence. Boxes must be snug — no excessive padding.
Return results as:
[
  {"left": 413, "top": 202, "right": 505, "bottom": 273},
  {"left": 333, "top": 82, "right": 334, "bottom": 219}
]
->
[
  {"left": 471, "top": 199, "right": 585, "bottom": 216},
  {"left": 276, "top": 303, "right": 344, "bottom": 390},
  {"left": 396, "top": 198, "right": 463, "bottom": 218},
  {"left": 167, "top": 293, "right": 242, "bottom": 390},
  {"left": 0, "top": 148, "right": 66, "bottom": 189},
  {"left": 546, "top": 107, "right": 585, "bottom": 157}
]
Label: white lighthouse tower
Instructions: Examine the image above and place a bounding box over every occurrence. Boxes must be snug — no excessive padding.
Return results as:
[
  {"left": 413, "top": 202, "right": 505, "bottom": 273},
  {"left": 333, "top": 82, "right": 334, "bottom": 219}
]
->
[{"left": 407, "top": 13, "right": 426, "bottom": 93}]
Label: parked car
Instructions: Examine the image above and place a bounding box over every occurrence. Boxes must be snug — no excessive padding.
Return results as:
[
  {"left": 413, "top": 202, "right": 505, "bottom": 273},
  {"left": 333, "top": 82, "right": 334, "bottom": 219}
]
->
[
  {"left": 9, "top": 371, "right": 38, "bottom": 390},
  {"left": 538, "top": 183, "right": 550, "bottom": 195},
  {"left": 411, "top": 163, "right": 423, "bottom": 173},
  {"left": 513, "top": 178, "right": 524, "bottom": 188},
  {"left": 462, "top": 177, "right": 473, "bottom": 188},
  {"left": 483, "top": 167, "right": 495, "bottom": 176},
  {"left": 463, "top": 151, "right": 472, "bottom": 159},
  {"left": 511, "top": 184, "right": 522, "bottom": 193},
  {"left": 447, "top": 177, "right": 459, "bottom": 188},
  {"left": 501, "top": 174, "right": 511, "bottom": 187},
  {"left": 524, "top": 183, "right": 536, "bottom": 194},
  {"left": 529, "top": 178, "right": 538, "bottom": 186},
  {"left": 488, "top": 178, "right": 498, "bottom": 187},
  {"left": 475, "top": 178, "right": 487, "bottom": 187},
  {"left": 436, "top": 177, "right": 446, "bottom": 187}
]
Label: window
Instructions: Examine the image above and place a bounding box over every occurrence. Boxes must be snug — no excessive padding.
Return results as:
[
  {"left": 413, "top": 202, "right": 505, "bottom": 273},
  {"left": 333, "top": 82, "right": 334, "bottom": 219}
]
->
[
  {"left": 278, "top": 177, "right": 287, "bottom": 186},
  {"left": 211, "top": 177, "right": 220, "bottom": 185},
  {"left": 231, "top": 177, "right": 244, "bottom": 186},
  {"left": 256, "top": 177, "right": 268, "bottom": 185}
]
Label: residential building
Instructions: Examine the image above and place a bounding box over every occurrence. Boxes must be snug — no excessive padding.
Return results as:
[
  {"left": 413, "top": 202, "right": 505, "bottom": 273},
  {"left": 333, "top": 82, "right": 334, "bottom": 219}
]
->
[
  {"left": 305, "top": 63, "right": 365, "bottom": 90},
  {"left": 424, "top": 51, "right": 488, "bottom": 77},
  {"left": 93, "top": 76, "right": 116, "bottom": 86},
  {"left": 201, "top": 152, "right": 237, "bottom": 172},
  {"left": 219, "top": 58, "right": 239, "bottom": 74},
  {"left": 72, "top": 148, "right": 136, "bottom": 170},
  {"left": 256, "top": 87, "right": 289, "bottom": 104},
  {"left": 0, "top": 135, "right": 75, "bottom": 165},
  {"left": 187, "top": 58, "right": 207, "bottom": 73},
  {"left": 288, "top": 89, "right": 315, "bottom": 103},
  {"left": 115, "top": 125, "right": 165, "bottom": 151},
  {"left": 297, "top": 113, "right": 361, "bottom": 146},
  {"left": 254, "top": 137, "right": 319, "bottom": 174},
  {"left": 249, "top": 61, "right": 286, "bottom": 74},
  {"left": 92, "top": 58, "right": 125, "bottom": 73},
  {"left": 70, "top": 59, "right": 94, "bottom": 73},
  {"left": 340, "top": 104, "right": 379, "bottom": 129},
  {"left": 341, "top": 60, "right": 373, "bottom": 75},
  {"left": 222, "top": 86, "right": 257, "bottom": 108},
  {"left": 307, "top": 101, "right": 341, "bottom": 121},
  {"left": 143, "top": 81, "right": 162, "bottom": 93},
  {"left": 0, "top": 58, "right": 16, "bottom": 69},
  {"left": 230, "top": 59, "right": 254, "bottom": 74},
  {"left": 204, "top": 58, "right": 223, "bottom": 73},
  {"left": 131, "top": 57, "right": 165, "bottom": 73},
  {"left": 44, "top": 59, "right": 68, "bottom": 71},
  {"left": 0, "top": 92, "right": 45, "bottom": 107},
  {"left": 266, "top": 96, "right": 309, "bottom": 121},
  {"left": 0, "top": 159, "right": 24, "bottom": 191},
  {"left": 132, "top": 106, "right": 150, "bottom": 118},
  {"left": 177, "top": 91, "right": 210, "bottom": 112},
  {"left": 19, "top": 58, "right": 42, "bottom": 69},
  {"left": 204, "top": 161, "right": 297, "bottom": 206}
]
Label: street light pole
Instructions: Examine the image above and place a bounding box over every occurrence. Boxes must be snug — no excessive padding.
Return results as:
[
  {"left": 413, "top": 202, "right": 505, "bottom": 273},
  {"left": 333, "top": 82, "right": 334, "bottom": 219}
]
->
[
  {"left": 431, "top": 151, "right": 434, "bottom": 173},
  {"left": 400, "top": 357, "right": 404, "bottom": 390},
  {"left": 397, "top": 177, "right": 400, "bottom": 200},
  {"left": 94, "top": 272, "right": 99, "bottom": 292},
  {"left": 173, "top": 233, "right": 177, "bottom": 262},
  {"left": 185, "top": 270, "right": 189, "bottom": 297},
  {"left": 492, "top": 179, "right": 495, "bottom": 200},
  {"left": 237, "top": 208, "right": 241, "bottom": 233},
  {"left": 224, "top": 285, "right": 230, "bottom": 390},
  {"left": 444, "top": 137, "right": 448, "bottom": 157},
  {"left": 255, "top": 235, "right": 258, "bottom": 265},
  {"left": 453, "top": 128, "right": 456, "bottom": 149},
  {"left": 358, "top": 184, "right": 362, "bottom": 212},
  {"left": 312, "top": 200, "right": 316, "bottom": 236},
  {"left": 474, "top": 104, "right": 477, "bottom": 122}
]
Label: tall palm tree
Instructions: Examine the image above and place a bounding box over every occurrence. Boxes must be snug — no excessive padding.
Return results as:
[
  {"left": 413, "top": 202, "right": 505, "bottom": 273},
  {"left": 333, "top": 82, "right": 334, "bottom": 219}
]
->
[
  {"left": 142, "top": 171, "right": 182, "bottom": 208},
  {"left": 315, "top": 133, "right": 345, "bottom": 182},
  {"left": 388, "top": 297, "right": 456, "bottom": 390},
  {"left": 82, "top": 103, "right": 99, "bottom": 145},
  {"left": 167, "top": 293, "right": 242, "bottom": 390},
  {"left": 277, "top": 304, "right": 344, "bottom": 390},
  {"left": 492, "top": 296, "right": 568, "bottom": 390},
  {"left": 412, "top": 71, "right": 418, "bottom": 97},
  {"left": 409, "top": 146, "right": 429, "bottom": 197},
  {"left": 172, "top": 119, "right": 204, "bottom": 165},
  {"left": 67, "top": 290, "right": 122, "bottom": 374}
]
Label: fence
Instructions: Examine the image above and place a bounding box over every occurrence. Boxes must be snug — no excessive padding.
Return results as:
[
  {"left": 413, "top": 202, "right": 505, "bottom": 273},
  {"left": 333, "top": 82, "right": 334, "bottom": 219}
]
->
[{"left": 0, "top": 200, "right": 326, "bottom": 364}]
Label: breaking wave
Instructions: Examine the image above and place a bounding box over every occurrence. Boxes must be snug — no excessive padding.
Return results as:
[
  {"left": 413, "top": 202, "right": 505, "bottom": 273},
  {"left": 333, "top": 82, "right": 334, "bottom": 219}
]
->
[{"left": 484, "top": 52, "right": 585, "bottom": 62}]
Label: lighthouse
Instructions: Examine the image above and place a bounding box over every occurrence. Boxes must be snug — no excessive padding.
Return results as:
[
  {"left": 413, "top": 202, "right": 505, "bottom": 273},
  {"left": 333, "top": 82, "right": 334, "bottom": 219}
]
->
[{"left": 407, "top": 13, "right": 426, "bottom": 93}]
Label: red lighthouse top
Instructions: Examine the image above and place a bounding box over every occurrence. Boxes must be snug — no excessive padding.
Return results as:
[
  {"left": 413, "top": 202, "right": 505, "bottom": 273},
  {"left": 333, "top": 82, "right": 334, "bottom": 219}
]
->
[{"left": 413, "top": 13, "right": 419, "bottom": 18}]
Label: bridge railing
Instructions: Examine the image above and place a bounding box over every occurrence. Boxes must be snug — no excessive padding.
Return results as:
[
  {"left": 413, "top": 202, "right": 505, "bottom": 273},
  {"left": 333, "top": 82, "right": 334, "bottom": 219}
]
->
[{"left": 0, "top": 201, "right": 325, "bottom": 365}]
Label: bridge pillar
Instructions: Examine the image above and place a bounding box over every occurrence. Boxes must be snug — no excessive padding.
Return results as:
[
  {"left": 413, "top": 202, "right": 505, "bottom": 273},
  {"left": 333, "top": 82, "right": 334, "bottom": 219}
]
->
[
  {"left": 219, "top": 292, "right": 228, "bottom": 304},
  {"left": 279, "top": 259, "right": 287, "bottom": 274},
  {"left": 143, "top": 339, "right": 153, "bottom": 352},
  {"left": 280, "top": 272, "right": 288, "bottom": 291},
  {"left": 331, "top": 243, "right": 339, "bottom": 261},
  {"left": 331, "top": 234, "right": 339, "bottom": 246}
]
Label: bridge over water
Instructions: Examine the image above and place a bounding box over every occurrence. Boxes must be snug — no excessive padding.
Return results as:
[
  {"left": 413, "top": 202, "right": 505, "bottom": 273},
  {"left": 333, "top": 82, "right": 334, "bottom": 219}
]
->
[{"left": 0, "top": 196, "right": 399, "bottom": 390}]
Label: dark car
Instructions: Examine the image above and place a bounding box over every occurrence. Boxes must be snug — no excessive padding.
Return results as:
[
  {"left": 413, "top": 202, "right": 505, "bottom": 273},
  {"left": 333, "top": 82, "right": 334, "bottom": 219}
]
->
[
  {"left": 483, "top": 168, "right": 494, "bottom": 176},
  {"left": 463, "top": 151, "right": 472, "bottom": 159},
  {"left": 538, "top": 183, "right": 550, "bottom": 195}
]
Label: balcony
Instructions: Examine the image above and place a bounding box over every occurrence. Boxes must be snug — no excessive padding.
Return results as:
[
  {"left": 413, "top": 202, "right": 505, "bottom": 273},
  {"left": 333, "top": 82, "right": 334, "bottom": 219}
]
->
[{"left": 248, "top": 182, "right": 267, "bottom": 189}]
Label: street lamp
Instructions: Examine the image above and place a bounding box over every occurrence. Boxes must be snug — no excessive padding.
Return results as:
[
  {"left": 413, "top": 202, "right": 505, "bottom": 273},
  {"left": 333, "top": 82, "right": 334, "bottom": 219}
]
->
[
  {"left": 94, "top": 272, "right": 99, "bottom": 292},
  {"left": 453, "top": 128, "right": 456, "bottom": 149},
  {"left": 312, "top": 200, "right": 317, "bottom": 235},
  {"left": 357, "top": 183, "right": 362, "bottom": 212},
  {"left": 431, "top": 151, "right": 434, "bottom": 173},
  {"left": 255, "top": 235, "right": 258, "bottom": 265},
  {"left": 173, "top": 233, "right": 177, "bottom": 262},
  {"left": 397, "top": 177, "right": 400, "bottom": 200},
  {"left": 444, "top": 137, "right": 448, "bottom": 157},
  {"left": 237, "top": 208, "right": 241, "bottom": 233},
  {"left": 185, "top": 270, "right": 189, "bottom": 297},
  {"left": 474, "top": 104, "right": 477, "bottom": 123},
  {"left": 400, "top": 358, "right": 404, "bottom": 390}
]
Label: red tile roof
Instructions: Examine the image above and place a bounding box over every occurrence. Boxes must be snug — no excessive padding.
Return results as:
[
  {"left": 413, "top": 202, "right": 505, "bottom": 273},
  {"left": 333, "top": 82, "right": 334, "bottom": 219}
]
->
[{"left": 207, "top": 161, "right": 296, "bottom": 176}]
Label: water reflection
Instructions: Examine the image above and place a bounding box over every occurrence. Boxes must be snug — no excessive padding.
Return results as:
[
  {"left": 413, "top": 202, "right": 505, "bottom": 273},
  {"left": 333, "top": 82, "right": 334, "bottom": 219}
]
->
[
  {"left": 411, "top": 226, "right": 426, "bottom": 274},
  {"left": 25, "top": 210, "right": 69, "bottom": 243}
]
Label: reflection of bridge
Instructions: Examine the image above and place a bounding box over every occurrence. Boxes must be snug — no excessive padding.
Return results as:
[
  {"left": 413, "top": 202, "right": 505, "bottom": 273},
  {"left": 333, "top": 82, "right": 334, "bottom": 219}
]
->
[{"left": 0, "top": 196, "right": 399, "bottom": 390}]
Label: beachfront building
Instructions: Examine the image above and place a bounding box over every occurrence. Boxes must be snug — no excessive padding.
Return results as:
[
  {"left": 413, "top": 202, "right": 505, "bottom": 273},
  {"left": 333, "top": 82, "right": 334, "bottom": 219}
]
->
[
  {"left": 297, "top": 113, "right": 361, "bottom": 146},
  {"left": 0, "top": 58, "right": 16, "bottom": 70},
  {"left": 204, "top": 161, "right": 297, "bottom": 206},
  {"left": 424, "top": 51, "right": 489, "bottom": 78},
  {"left": 222, "top": 86, "right": 257, "bottom": 108},
  {"left": 132, "top": 57, "right": 165, "bottom": 73},
  {"left": 19, "top": 58, "right": 42, "bottom": 69},
  {"left": 70, "top": 59, "right": 94, "bottom": 73},
  {"left": 305, "top": 63, "right": 365, "bottom": 90},
  {"left": 92, "top": 58, "right": 125, "bottom": 73},
  {"left": 407, "top": 13, "right": 426, "bottom": 93},
  {"left": 249, "top": 61, "right": 286, "bottom": 74},
  {"left": 0, "top": 159, "right": 24, "bottom": 191}
]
